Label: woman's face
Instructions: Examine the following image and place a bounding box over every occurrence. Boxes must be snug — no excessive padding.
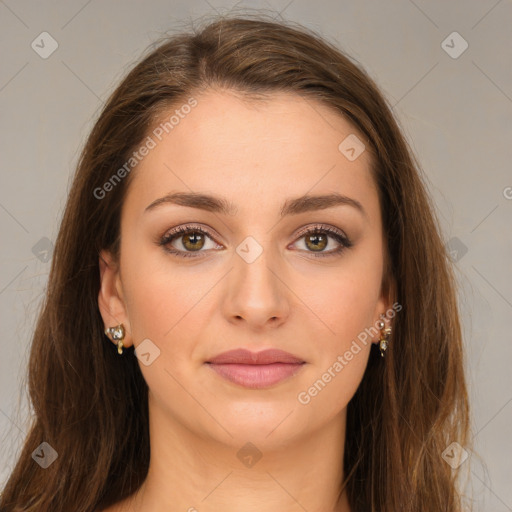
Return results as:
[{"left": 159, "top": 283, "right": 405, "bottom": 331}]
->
[{"left": 99, "top": 89, "right": 390, "bottom": 449}]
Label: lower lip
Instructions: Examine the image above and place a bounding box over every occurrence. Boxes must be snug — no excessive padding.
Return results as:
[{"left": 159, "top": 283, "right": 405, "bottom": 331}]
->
[{"left": 206, "top": 362, "right": 305, "bottom": 389}]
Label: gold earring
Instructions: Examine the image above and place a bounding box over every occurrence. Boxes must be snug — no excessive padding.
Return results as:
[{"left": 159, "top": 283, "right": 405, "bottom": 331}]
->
[
  {"left": 377, "top": 316, "right": 392, "bottom": 357},
  {"left": 105, "top": 324, "right": 125, "bottom": 355}
]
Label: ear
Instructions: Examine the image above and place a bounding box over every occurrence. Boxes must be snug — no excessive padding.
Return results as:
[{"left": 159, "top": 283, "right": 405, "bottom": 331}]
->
[
  {"left": 98, "top": 249, "right": 133, "bottom": 348},
  {"left": 371, "top": 273, "right": 397, "bottom": 345}
]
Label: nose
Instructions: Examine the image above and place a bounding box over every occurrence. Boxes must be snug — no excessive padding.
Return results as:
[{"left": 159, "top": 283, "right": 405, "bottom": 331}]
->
[{"left": 222, "top": 245, "right": 291, "bottom": 330}]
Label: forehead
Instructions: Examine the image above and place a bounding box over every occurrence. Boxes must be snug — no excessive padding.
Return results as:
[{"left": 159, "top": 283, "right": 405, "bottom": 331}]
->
[{"left": 124, "top": 89, "right": 378, "bottom": 219}]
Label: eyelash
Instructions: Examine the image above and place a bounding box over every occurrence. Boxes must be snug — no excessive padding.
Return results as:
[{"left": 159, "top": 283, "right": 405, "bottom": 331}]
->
[{"left": 158, "top": 223, "right": 353, "bottom": 259}]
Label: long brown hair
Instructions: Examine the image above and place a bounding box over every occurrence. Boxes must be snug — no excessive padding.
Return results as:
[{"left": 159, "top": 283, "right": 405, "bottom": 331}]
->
[{"left": 1, "top": 12, "right": 470, "bottom": 512}]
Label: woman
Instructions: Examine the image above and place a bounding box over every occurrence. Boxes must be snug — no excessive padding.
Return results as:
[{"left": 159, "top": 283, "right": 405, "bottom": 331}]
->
[{"left": 0, "top": 13, "right": 470, "bottom": 512}]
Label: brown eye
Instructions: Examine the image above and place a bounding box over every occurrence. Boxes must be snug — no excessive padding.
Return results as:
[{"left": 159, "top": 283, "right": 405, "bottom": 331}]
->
[
  {"left": 181, "top": 231, "right": 206, "bottom": 251},
  {"left": 304, "top": 232, "right": 328, "bottom": 252},
  {"left": 159, "top": 223, "right": 352, "bottom": 260},
  {"left": 292, "top": 225, "right": 353, "bottom": 258},
  {"left": 159, "top": 225, "right": 221, "bottom": 258}
]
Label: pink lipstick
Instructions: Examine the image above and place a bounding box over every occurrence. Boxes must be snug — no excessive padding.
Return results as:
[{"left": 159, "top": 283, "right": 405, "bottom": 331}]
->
[{"left": 206, "top": 348, "right": 305, "bottom": 389}]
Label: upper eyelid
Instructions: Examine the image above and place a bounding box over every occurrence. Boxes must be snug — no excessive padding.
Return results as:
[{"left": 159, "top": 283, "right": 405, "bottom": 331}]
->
[{"left": 294, "top": 224, "right": 348, "bottom": 240}]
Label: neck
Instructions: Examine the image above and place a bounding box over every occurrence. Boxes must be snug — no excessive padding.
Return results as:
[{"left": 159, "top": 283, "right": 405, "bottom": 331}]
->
[{"left": 122, "top": 392, "right": 351, "bottom": 512}]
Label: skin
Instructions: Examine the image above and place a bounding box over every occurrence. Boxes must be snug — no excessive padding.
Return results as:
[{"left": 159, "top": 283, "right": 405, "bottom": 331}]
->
[{"left": 98, "top": 88, "right": 392, "bottom": 512}]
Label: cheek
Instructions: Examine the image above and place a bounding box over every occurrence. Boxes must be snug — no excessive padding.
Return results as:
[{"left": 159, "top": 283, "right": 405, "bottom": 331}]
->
[
  {"left": 121, "top": 240, "right": 211, "bottom": 341},
  {"left": 294, "top": 272, "right": 378, "bottom": 419},
  {"left": 120, "top": 261, "right": 214, "bottom": 409},
  {"left": 294, "top": 255, "right": 381, "bottom": 410},
  {"left": 120, "top": 250, "right": 222, "bottom": 399},
  {"left": 301, "top": 260, "right": 382, "bottom": 345},
  {"left": 310, "top": 283, "right": 374, "bottom": 332},
  {"left": 296, "top": 344, "right": 370, "bottom": 431}
]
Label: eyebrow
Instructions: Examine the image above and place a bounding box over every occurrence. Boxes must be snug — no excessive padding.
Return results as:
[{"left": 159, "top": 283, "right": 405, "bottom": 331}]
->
[{"left": 144, "top": 191, "right": 367, "bottom": 219}]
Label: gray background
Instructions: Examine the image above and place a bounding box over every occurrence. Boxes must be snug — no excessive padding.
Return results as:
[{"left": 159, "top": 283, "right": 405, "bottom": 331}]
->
[{"left": 1, "top": 0, "right": 511, "bottom": 509}]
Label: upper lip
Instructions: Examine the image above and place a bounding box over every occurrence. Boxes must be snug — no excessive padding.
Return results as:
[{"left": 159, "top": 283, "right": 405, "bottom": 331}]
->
[{"left": 206, "top": 348, "right": 305, "bottom": 365}]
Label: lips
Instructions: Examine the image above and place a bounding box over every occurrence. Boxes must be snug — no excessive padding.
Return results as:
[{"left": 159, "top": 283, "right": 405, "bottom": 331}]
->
[
  {"left": 207, "top": 348, "right": 305, "bottom": 365},
  {"left": 205, "top": 348, "right": 306, "bottom": 389}
]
